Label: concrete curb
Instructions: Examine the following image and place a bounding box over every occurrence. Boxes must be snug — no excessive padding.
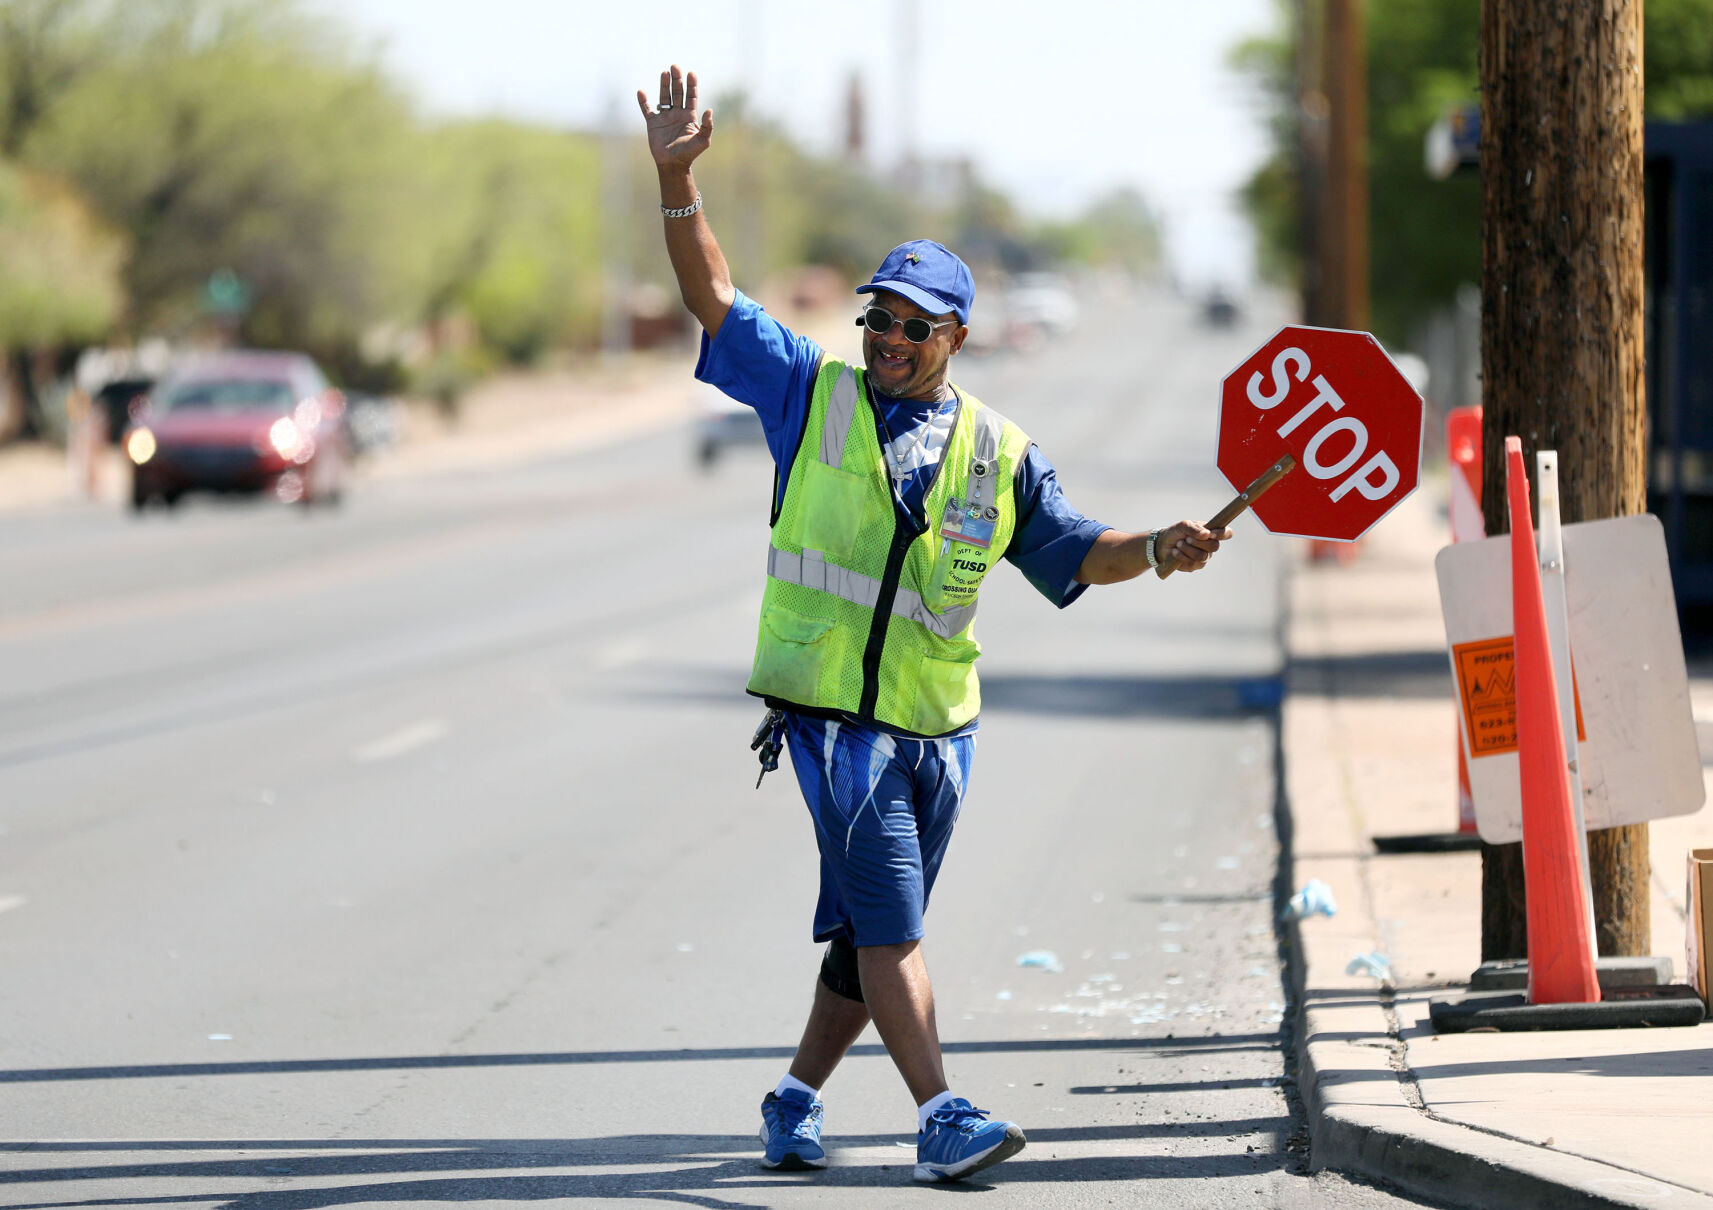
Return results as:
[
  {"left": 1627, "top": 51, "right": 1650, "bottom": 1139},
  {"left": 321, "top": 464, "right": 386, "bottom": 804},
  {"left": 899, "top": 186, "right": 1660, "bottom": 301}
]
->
[{"left": 1292, "top": 985, "right": 1713, "bottom": 1209}]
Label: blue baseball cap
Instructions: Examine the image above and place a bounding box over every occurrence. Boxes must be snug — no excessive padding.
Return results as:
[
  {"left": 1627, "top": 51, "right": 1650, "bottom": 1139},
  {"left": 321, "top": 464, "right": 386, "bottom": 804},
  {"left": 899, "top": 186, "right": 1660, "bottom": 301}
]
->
[{"left": 856, "top": 240, "right": 974, "bottom": 325}]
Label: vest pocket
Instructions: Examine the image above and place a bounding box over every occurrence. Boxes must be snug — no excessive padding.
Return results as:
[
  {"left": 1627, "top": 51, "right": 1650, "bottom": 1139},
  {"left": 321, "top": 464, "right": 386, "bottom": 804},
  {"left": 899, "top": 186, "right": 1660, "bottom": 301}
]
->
[
  {"left": 755, "top": 605, "right": 838, "bottom": 705},
  {"left": 797, "top": 460, "right": 871, "bottom": 560},
  {"left": 913, "top": 651, "right": 979, "bottom": 734}
]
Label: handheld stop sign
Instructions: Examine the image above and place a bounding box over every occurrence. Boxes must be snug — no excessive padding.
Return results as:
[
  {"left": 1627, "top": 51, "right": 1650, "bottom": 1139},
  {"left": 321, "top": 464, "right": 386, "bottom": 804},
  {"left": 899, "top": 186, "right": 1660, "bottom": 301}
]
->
[{"left": 1157, "top": 324, "right": 1424, "bottom": 577}]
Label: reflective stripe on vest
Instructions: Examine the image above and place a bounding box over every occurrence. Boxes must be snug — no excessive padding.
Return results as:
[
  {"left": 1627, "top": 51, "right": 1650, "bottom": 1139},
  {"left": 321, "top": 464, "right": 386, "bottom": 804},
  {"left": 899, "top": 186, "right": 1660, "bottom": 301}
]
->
[
  {"left": 816, "top": 366, "right": 999, "bottom": 481},
  {"left": 964, "top": 406, "right": 1003, "bottom": 519},
  {"left": 821, "top": 367, "right": 862, "bottom": 465},
  {"left": 766, "top": 546, "right": 979, "bottom": 639}
]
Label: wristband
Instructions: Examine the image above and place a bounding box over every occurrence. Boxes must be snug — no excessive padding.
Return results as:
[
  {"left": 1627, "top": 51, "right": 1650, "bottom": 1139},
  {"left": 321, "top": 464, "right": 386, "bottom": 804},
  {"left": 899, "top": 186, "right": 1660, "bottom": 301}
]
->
[
  {"left": 661, "top": 193, "right": 703, "bottom": 219},
  {"left": 1144, "top": 529, "right": 1160, "bottom": 569}
]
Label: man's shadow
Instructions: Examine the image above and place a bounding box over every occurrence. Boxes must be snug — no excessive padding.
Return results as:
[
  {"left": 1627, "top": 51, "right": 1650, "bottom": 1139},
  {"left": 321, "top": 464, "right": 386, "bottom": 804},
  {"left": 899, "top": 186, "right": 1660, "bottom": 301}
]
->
[
  {"left": 3, "top": 1032, "right": 1297, "bottom": 1206},
  {"left": 3, "top": 1125, "right": 1291, "bottom": 1209}
]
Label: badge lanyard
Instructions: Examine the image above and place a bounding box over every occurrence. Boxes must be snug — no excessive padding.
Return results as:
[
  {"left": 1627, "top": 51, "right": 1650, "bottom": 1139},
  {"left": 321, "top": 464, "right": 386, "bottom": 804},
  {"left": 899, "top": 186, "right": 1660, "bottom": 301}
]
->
[
  {"left": 873, "top": 390, "right": 957, "bottom": 505},
  {"left": 940, "top": 497, "right": 996, "bottom": 549}
]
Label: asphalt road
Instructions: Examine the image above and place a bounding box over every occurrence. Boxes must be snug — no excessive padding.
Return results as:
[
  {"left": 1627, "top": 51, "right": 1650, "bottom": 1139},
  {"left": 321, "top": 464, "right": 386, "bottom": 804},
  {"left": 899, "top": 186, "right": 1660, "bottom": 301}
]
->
[{"left": 0, "top": 288, "right": 1445, "bottom": 1208}]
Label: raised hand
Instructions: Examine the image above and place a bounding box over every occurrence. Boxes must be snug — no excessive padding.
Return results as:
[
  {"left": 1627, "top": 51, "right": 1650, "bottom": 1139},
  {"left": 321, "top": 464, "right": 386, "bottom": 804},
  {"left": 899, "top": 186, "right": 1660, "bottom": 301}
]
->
[{"left": 637, "top": 64, "right": 713, "bottom": 169}]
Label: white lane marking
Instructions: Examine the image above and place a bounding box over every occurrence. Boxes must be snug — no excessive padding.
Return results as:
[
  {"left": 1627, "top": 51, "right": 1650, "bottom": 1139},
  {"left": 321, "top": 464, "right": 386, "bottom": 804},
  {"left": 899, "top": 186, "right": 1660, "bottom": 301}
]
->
[
  {"left": 351, "top": 719, "right": 450, "bottom": 763},
  {"left": 594, "top": 638, "right": 650, "bottom": 670},
  {"left": 0, "top": 895, "right": 25, "bottom": 914}
]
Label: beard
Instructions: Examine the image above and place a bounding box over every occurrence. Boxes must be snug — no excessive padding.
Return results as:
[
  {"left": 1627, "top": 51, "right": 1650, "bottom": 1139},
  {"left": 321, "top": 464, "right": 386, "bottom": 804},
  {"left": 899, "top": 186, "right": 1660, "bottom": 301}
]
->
[{"left": 864, "top": 340, "right": 942, "bottom": 399}]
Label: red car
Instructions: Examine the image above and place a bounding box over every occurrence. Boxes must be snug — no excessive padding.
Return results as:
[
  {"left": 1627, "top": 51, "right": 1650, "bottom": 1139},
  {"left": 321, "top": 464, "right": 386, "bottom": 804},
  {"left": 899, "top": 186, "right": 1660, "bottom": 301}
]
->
[{"left": 125, "top": 351, "right": 348, "bottom": 511}]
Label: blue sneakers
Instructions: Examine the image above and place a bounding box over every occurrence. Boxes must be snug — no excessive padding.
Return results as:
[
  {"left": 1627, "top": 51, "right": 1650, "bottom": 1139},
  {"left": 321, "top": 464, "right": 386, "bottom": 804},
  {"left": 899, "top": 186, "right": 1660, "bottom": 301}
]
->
[
  {"left": 914, "top": 1098, "right": 1027, "bottom": 1182},
  {"left": 759, "top": 1088, "right": 827, "bottom": 1170}
]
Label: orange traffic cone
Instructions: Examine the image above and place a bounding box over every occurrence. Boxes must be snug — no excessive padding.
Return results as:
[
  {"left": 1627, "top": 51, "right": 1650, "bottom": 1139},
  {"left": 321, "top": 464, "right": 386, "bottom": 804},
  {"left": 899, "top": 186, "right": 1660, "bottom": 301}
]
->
[{"left": 1505, "top": 437, "right": 1600, "bottom": 1005}]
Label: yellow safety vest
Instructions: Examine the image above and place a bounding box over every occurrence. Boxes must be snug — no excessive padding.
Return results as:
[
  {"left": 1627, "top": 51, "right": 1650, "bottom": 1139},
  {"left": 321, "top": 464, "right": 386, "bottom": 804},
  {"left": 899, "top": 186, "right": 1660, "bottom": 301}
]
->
[{"left": 747, "top": 357, "right": 1031, "bottom": 736}]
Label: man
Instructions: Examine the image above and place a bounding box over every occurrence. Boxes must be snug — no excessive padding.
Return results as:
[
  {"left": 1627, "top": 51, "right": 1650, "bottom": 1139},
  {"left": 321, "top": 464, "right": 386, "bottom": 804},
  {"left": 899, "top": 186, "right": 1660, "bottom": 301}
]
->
[{"left": 639, "top": 64, "right": 1229, "bottom": 1184}]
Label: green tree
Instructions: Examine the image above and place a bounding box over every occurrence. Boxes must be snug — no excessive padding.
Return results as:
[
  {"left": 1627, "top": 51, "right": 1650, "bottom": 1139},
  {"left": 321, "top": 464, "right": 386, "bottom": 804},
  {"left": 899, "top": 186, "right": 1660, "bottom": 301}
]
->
[
  {"left": 414, "top": 120, "right": 606, "bottom": 362},
  {"left": 1234, "top": 0, "right": 1480, "bottom": 342},
  {"left": 1365, "top": 0, "right": 1482, "bottom": 342},
  {"left": 352, "top": 117, "right": 602, "bottom": 397},
  {"left": 0, "top": 0, "right": 115, "bottom": 158},
  {"left": 1647, "top": 0, "right": 1713, "bottom": 118},
  {"left": 0, "top": 160, "right": 120, "bottom": 344},
  {"left": 1235, "top": 0, "right": 1713, "bottom": 344},
  {"left": 23, "top": 15, "right": 421, "bottom": 350},
  {"left": 0, "top": 159, "right": 123, "bottom": 437},
  {"left": 1037, "top": 187, "right": 1163, "bottom": 276}
]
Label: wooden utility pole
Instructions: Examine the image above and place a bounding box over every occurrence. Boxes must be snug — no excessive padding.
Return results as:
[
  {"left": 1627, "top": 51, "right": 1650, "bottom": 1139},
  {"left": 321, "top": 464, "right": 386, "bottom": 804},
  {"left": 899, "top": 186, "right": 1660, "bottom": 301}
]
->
[
  {"left": 1322, "top": 0, "right": 1370, "bottom": 331},
  {"left": 1478, "top": 0, "right": 1650, "bottom": 960},
  {"left": 1296, "top": 0, "right": 1328, "bottom": 326}
]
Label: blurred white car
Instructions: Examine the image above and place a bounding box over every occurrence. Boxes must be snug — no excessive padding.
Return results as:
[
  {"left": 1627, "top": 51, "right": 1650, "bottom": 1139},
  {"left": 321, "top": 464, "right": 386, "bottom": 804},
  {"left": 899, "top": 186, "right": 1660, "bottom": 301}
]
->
[
  {"left": 1005, "top": 272, "right": 1080, "bottom": 337},
  {"left": 342, "top": 391, "right": 400, "bottom": 458},
  {"left": 695, "top": 383, "right": 765, "bottom": 468}
]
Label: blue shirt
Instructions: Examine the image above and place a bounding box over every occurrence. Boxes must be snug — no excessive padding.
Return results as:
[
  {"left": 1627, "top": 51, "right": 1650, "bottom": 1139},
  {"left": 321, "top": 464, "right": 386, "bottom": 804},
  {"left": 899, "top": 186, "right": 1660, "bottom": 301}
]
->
[{"left": 696, "top": 290, "right": 1109, "bottom": 608}]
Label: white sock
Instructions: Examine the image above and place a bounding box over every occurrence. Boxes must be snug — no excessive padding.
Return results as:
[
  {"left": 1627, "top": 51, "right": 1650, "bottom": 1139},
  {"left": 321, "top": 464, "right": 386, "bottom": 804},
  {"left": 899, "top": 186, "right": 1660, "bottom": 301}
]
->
[
  {"left": 917, "top": 1089, "right": 956, "bottom": 1132},
  {"left": 775, "top": 1073, "right": 820, "bottom": 1100}
]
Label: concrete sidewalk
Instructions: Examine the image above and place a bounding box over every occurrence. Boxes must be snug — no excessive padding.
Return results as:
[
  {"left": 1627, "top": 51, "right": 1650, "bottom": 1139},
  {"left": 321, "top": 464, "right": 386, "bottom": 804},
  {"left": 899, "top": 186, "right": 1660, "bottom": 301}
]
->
[{"left": 1284, "top": 482, "right": 1713, "bottom": 1209}]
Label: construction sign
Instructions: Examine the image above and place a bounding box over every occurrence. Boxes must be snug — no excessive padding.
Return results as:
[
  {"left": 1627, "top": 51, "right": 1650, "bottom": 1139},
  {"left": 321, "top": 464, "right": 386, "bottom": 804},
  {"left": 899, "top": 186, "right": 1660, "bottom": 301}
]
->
[
  {"left": 1450, "top": 636, "right": 1585, "bottom": 757},
  {"left": 1435, "top": 513, "right": 1703, "bottom": 844}
]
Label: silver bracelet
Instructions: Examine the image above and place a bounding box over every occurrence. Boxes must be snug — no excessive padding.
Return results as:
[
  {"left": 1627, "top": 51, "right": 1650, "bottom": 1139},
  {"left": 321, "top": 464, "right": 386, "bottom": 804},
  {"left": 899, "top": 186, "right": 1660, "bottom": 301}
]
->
[
  {"left": 660, "top": 193, "right": 703, "bottom": 219},
  {"left": 1144, "top": 529, "right": 1160, "bottom": 569}
]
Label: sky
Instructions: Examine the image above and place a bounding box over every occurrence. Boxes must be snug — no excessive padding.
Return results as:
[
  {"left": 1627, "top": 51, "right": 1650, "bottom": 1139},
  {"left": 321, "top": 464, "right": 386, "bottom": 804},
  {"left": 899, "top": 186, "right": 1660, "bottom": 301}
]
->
[{"left": 329, "top": 0, "right": 1280, "bottom": 290}]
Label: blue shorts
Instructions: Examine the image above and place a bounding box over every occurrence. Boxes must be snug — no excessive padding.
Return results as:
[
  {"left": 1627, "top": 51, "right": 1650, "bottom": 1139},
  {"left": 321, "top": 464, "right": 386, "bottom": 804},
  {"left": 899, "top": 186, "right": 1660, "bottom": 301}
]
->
[{"left": 783, "top": 712, "right": 976, "bottom": 948}]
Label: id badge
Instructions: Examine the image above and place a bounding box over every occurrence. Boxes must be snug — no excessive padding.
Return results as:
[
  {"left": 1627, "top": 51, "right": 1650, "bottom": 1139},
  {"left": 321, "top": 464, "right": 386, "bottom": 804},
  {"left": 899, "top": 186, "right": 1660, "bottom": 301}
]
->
[{"left": 940, "top": 496, "right": 995, "bottom": 549}]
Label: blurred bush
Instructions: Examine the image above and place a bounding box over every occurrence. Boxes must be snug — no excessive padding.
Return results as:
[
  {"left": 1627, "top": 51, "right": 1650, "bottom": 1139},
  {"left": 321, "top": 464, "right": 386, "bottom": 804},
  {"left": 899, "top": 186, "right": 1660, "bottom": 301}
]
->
[
  {"left": 413, "top": 119, "right": 604, "bottom": 362},
  {"left": 411, "top": 346, "right": 496, "bottom": 424},
  {"left": 0, "top": 158, "right": 124, "bottom": 439},
  {"left": 0, "top": 161, "right": 122, "bottom": 348}
]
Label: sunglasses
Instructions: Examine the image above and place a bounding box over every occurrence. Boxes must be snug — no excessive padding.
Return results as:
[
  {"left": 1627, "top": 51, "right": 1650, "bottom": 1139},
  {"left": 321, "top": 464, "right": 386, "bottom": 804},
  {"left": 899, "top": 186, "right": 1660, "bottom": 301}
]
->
[{"left": 857, "top": 306, "right": 957, "bottom": 344}]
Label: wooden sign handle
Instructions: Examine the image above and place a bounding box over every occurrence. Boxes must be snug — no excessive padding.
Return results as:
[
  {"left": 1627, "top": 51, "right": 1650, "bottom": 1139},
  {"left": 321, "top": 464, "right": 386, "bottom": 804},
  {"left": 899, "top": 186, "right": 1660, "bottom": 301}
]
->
[{"left": 1155, "top": 455, "right": 1297, "bottom": 580}]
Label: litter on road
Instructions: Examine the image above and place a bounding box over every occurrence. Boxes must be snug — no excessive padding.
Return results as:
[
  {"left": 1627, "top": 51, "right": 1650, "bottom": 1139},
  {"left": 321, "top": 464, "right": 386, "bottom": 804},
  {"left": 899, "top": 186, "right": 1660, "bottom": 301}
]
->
[
  {"left": 1285, "top": 878, "right": 1338, "bottom": 920},
  {"left": 1016, "top": 950, "right": 1064, "bottom": 972},
  {"left": 1344, "top": 952, "right": 1393, "bottom": 980}
]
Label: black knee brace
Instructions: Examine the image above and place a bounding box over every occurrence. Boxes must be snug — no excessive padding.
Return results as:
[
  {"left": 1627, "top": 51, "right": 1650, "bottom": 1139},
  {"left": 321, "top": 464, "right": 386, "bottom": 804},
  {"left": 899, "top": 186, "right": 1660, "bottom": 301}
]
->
[{"left": 820, "top": 936, "right": 864, "bottom": 1003}]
